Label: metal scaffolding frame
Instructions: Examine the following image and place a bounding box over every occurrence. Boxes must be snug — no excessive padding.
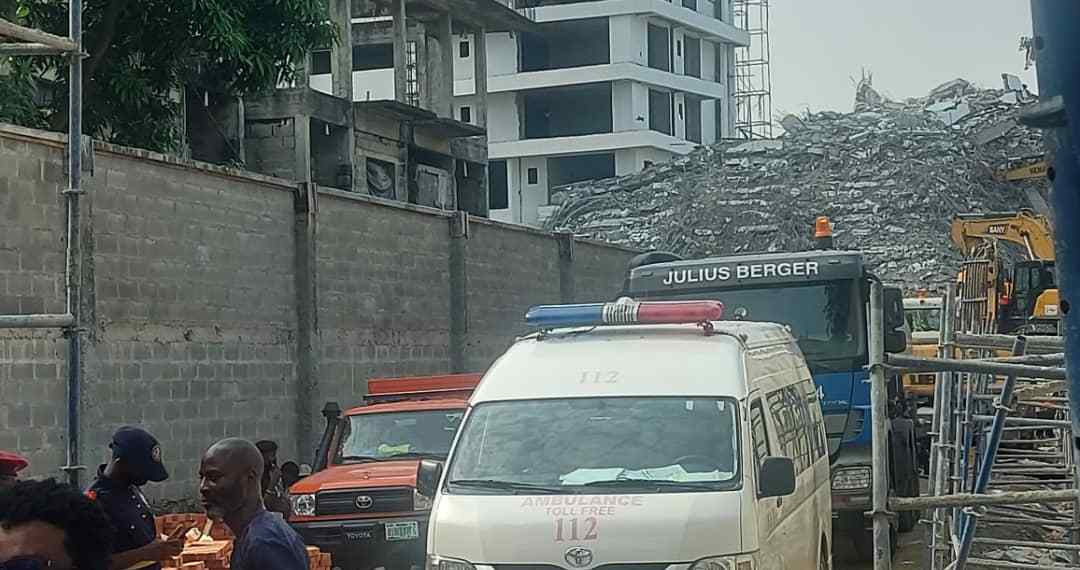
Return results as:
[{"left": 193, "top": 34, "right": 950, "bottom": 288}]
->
[
  {"left": 732, "top": 0, "right": 773, "bottom": 139},
  {"left": 0, "top": 2, "right": 86, "bottom": 487},
  {"left": 870, "top": 285, "right": 1077, "bottom": 570}
]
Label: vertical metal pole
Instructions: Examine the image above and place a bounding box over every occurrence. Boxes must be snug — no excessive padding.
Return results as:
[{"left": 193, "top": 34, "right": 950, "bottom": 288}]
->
[
  {"left": 1029, "top": 0, "right": 1080, "bottom": 461},
  {"left": 930, "top": 287, "right": 957, "bottom": 570},
  {"left": 869, "top": 281, "right": 893, "bottom": 570},
  {"left": 64, "top": 0, "right": 84, "bottom": 490},
  {"left": 952, "top": 337, "right": 1027, "bottom": 570}
]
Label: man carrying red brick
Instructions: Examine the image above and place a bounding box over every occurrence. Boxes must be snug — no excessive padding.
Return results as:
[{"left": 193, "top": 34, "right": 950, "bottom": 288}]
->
[
  {"left": 0, "top": 451, "right": 29, "bottom": 489},
  {"left": 199, "top": 438, "right": 308, "bottom": 570}
]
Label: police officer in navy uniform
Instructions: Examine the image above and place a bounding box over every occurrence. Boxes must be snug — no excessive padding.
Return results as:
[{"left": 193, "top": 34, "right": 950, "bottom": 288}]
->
[{"left": 87, "top": 427, "right": 185, "bottom": 570}]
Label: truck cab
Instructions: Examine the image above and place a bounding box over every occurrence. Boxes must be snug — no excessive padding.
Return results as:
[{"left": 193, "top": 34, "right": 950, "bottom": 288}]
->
[{"left": 288, "top": 374, "right": 481, "bottom": 570}]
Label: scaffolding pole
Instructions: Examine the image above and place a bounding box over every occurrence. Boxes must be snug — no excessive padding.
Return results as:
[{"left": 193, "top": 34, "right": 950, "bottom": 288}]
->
[
  {"left": 0, "top": 3, "right": 86, "bottom": 487},
  {"left": 870, "top": 281, "right": 893, "bottom": 569},
  {"left": 906, "top": 333, "right": 1076, "bottom": 570}
]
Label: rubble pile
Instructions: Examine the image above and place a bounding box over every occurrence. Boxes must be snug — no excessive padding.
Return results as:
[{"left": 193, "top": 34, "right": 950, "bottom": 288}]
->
[{"left": 545, "top": 78, "right": 1049, "bottom": 290}]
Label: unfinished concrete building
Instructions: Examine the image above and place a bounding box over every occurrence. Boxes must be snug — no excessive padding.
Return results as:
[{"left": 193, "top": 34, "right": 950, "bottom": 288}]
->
[
  {"left": 460, "top": 0, "right": 750, "bottom": 226},
  {"left": 186, "top": 0, "right": 535, "bottom": 215}
]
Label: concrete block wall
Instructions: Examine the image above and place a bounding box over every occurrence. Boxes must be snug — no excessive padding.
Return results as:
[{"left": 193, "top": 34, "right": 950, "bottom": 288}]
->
[
  {"left": 462, "top": 222, "right": 561, "bottom": 372},
  {"left": 0, "top": 124, "right": 636, "bottom": 502},
  {"left": 315, "top": 191, "right": 453, "bottom": 411},
  {"left": 84, "top": 148, "right": 299, "bottom": 501},
  {"left": 0, "top": 133, "right": 75, "bottom": 474}
]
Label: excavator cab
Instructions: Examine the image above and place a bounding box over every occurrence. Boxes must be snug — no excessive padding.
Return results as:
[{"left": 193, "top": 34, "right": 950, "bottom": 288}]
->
[
  {"left": 1013, "top": 260, "right": 1060, "bottom": 334},
  {"left": 950, "top": 210, "right": 1059, "bottom": 335}
]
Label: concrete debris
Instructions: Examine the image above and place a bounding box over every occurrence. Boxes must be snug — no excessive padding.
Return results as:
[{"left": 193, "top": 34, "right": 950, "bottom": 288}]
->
[{"left": 544, "top": 78, "right": 1049, "bottom": 292}]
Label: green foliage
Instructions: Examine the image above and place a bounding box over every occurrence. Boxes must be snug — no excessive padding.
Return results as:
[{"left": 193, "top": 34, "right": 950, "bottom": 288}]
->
[{"left": 0, "top": 0, "right": 335, "bottom": 152}]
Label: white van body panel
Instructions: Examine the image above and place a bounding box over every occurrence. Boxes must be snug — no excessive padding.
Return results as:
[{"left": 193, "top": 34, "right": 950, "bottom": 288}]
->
[
  {"left": 429, "top": 492, "right": 744, "bottom": 564},
  {"left": 472, "top": 324, "right": 758, "bottom": 403},
  {"left": 428, "top": 321, "right": 831, "bottom": 570}
]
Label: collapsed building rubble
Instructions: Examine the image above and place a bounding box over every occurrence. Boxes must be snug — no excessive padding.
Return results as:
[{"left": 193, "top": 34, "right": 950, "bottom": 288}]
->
[{"left": 544, "top": 78, "right": 1049, "bottom": 291}]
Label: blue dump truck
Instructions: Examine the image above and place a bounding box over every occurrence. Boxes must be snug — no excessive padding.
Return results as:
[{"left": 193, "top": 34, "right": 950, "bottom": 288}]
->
[{"left": 621, "top": 219, "right": 918, "bottom": 561}]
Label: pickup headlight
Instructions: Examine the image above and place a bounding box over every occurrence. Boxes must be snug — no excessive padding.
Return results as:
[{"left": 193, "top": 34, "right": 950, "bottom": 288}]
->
[
  {"left": 414, "top": 488, "right": 433, "bottom": 511},
  {"left": 832, "top": 467, "right": 872, "bottom": 491},
  {"left": 426, "top": 555, "right": 474, "bottom": 570},
  {"left": 690, "top": 556, "right": 754, "bottom": 570},
  {"left": 290, "top": 493, "right": 316, "bottom": 516}
]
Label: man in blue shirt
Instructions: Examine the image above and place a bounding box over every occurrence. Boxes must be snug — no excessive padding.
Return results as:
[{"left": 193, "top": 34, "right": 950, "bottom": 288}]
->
[
  {"left": 87, "top": 427, "right": 185, "bottom": 570},
  {"left": 199, "top": 438, "right": 308, "bottom": 570}
]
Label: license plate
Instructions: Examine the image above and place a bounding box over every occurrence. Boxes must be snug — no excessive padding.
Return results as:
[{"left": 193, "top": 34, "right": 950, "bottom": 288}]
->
[
  {"left": 385, "top": 521, "right": 419, "bottom": 542},
  {"left": 344, "top": 527, "right": 375, "bottom": 541}
]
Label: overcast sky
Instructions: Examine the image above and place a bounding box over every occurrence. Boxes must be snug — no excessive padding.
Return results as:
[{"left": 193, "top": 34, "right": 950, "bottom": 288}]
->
[{"left": 769, "top": 0, "right": 1037, "bottom": 116}]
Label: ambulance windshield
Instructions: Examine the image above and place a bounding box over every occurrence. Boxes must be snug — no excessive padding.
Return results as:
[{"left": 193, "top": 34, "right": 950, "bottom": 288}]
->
[{"left": 446, "top": 397, "right": 740, "bottom": 493}]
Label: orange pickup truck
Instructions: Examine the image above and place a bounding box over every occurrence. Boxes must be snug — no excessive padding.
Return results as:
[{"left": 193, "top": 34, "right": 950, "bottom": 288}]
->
[{"left": 287, "top": 374, "right": 481, "bottom": 570}]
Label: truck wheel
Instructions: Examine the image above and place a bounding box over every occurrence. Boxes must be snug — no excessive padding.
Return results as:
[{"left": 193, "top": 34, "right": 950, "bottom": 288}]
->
[
  {"left": 852, "top": 522, "right": 898, "bottom": 562},
  {"left": 898, "top": 475, "right": 920, "bottom": 532}
]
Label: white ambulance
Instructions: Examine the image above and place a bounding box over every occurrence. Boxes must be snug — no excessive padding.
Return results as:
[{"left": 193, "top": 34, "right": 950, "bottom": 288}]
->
[{"left": 417, "top": 300, "right": 833, "bottom": 570}]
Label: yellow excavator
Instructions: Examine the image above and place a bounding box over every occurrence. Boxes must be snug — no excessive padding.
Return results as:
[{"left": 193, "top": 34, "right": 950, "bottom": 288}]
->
[{"left": 950, "top": 209, "right": 1059, "bottom": 335}]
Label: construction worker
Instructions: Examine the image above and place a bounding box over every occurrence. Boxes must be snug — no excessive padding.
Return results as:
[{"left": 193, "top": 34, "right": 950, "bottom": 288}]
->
[{"left": 0, "top": 451, "right": 29, "bottom": 489}]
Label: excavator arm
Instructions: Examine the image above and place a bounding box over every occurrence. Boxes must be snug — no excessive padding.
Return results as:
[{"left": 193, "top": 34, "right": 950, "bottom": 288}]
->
[{"left": 950, "top": 209, "right": 1056, "bottom": 260}]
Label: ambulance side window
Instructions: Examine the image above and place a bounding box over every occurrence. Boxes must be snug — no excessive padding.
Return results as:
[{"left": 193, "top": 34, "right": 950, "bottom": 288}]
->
[{"left": 749, "top": 400, "right": 770, "bottom": 473}]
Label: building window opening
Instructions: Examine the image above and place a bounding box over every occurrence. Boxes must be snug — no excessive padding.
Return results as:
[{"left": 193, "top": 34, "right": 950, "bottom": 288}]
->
[
  {"left": 527, "top": 168, "right": 539, "bottom": 185},
  {"left": 647, "top": 24, "right": 671, "bottom": 72},
  {"left": 649, "top": 89, "right": 673, "bottom": 135},
  {"left": 460, "top": 106, "right": 472, "bottom": 123},
  {"left": 311, "top": 50, "right": 332, "bottom": 75},
  {"left": 459, "top": 40, "right": 471, "bottom": 58},
  {"left": 489, "top": 160, "right": 509, "bottom": 210}
]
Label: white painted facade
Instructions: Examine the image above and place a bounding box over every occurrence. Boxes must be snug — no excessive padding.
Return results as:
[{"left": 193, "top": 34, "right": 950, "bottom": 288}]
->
[{"left": 464, "top": 0, "right": 749, "bottom": 226}]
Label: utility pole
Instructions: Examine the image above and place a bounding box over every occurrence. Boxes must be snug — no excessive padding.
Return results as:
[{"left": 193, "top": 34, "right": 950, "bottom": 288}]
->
[{"left": 1025, "top": 1, "right": 1080, "bottom": 455}]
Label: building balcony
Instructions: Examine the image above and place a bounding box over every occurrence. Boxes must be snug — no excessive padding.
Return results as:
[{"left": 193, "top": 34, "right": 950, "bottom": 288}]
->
[
  {"left": 489, "top": 130, "right": 696, "bottom": 160},
  {"left": 529, "top": 0, "right": 749, "bottom": 45},
  {"left": 488, "top": 62, "right": 726, "bottom": 100}
]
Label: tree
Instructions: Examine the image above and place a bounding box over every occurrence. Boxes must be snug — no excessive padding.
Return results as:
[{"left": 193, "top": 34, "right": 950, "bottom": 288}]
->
[{"left": 0, "top": 0, "right": 335, "bottom": 153}]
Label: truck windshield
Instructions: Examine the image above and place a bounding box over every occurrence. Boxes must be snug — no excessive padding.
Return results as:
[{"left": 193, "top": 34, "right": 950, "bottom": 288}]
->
[
  {"left": 334, "top": 409, "right": 464, "bottom": 464},
  {"left": 905, "top": 308, "right": 941, "bottom": 333},
  {"left": 446, "top": 397, "right": 740, "bottom": 494},
  {"left": 648, "top": 279, "right": 864, "bottom": 370}
]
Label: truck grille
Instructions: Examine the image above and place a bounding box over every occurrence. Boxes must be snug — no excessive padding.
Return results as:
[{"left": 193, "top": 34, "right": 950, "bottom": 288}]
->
[{"left": 316, "top": 488, "right": 414, "bottom": 516}]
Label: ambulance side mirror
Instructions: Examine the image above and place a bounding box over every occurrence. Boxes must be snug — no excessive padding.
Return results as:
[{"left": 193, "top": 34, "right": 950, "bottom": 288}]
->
[
  {"left": 417, "top": 459, "right": 443, "bottom": 499},
  {"left": 883, "top": 287, "right": 907, "bottom": 354}
]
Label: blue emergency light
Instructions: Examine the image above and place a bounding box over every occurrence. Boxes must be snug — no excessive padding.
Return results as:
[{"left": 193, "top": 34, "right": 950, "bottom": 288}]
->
[{"left": 525, "top": 300, "right": 724, "bottom": 328}]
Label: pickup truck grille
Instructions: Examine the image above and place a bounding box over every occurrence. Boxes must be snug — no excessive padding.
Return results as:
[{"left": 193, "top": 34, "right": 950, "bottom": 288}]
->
[{"left": 316, "top": 488, "right": 413, "bottom": 516}]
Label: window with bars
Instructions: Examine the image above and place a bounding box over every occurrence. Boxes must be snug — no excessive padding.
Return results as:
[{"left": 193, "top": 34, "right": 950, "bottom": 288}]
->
[{"left": 766, "top": 384, "right": 817, "bottom": 473}]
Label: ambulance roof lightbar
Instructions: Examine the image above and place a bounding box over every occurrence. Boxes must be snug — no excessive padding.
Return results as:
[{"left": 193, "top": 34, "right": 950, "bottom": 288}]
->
[{"left": 525, "top": 300, "right": 724, "bottom": 329}]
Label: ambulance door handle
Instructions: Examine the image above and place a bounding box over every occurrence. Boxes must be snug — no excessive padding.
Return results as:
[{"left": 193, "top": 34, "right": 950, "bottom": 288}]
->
[{"left": 775, "top": 497, "right": 783, "bottom": 509}]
